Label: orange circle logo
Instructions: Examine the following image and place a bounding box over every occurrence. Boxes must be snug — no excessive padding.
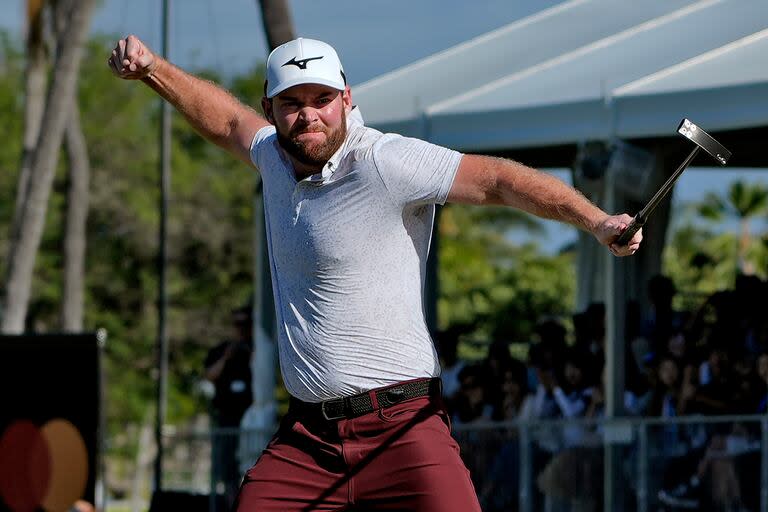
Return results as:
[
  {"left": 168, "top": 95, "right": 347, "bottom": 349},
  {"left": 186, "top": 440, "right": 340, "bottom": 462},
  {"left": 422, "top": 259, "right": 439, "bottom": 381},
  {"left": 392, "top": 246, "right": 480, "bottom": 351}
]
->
[{"left": 0, "top": 419, "right": 89, "bottom": 512}]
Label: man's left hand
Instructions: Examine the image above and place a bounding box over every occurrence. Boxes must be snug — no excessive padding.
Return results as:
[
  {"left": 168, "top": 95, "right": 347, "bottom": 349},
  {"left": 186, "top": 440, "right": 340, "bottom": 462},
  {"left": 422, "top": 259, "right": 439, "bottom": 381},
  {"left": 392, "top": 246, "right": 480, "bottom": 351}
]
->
[{"left": 594, "top": 214, "right": 642, "bottom": 257}]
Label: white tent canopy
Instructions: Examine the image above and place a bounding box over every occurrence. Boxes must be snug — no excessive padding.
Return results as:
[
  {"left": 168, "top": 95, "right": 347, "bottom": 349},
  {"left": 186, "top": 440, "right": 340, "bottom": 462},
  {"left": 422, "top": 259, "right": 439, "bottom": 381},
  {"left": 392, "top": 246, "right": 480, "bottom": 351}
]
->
[
  {"left": 613, "top": 29, "right": 768, "bottom": 138},
  {"left": 354, "top": 0, "right": 701, "bottom": 138},
  {"left": 354, "top": 0, "right": 768, "bottom": 153}
]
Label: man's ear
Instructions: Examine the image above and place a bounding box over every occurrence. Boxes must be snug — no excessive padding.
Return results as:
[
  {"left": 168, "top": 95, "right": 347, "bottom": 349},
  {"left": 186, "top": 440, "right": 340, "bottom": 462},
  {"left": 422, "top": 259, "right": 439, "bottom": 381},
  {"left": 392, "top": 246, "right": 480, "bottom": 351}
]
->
[
  {"left": 261, "top": 97, "right": 275, "bottom": 125},
  {"left": 342, "top": 86, "right": 352, "bottom": 114}
]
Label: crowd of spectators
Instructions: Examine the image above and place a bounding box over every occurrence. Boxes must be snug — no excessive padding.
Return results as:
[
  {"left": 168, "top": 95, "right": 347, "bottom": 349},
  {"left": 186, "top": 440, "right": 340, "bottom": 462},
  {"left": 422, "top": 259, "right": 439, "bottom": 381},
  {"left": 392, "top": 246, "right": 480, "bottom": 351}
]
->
[{"left": 438, "top": 274, "right": 768, "bottom": 511}]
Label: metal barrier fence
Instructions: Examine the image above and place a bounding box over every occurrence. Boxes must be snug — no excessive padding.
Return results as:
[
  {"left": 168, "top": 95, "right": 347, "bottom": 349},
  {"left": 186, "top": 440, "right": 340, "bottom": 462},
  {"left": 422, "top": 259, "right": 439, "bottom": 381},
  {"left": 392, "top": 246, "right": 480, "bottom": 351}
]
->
[{"left": 161, "top": 414, "right": 768, "bottom": 511}]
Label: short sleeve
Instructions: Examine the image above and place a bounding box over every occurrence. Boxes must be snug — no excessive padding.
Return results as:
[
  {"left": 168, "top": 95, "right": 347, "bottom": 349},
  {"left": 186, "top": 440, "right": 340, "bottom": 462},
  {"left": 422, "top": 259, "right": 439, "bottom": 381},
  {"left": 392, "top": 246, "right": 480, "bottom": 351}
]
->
[
  {"left": 372, "top": 133, "right": 462, "bottom": 206},
  {"left": 249, "top": 125, "right": 277, "bottom": 170}
]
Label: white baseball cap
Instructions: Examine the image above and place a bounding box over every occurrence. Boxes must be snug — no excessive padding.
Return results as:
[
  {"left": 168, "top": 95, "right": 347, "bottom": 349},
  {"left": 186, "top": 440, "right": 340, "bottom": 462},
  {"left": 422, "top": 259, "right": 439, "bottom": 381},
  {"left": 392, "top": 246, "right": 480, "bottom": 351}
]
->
[{"left": 265, "top": 38, "right": 346, "bottom": 98}]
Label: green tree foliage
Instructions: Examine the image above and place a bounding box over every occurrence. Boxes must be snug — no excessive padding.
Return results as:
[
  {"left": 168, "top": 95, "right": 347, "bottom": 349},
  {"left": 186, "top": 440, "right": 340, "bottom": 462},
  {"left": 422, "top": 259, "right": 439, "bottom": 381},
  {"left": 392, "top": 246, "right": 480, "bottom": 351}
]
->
[
  {"left": 1, "top": 33, "right": 265, "bottom": 434},
  {"left": 0, "top": 35, "right": 24, "bottom": 258},
  {"left": 438, "top": 203, "right": 576, "bottom": 353},
  {"left": 696, "top": 180, "right": 768, "bottom": 274},
  {"left": 663, "top": 182, "right": 768, "bottom": 310},
  {"left": 663, "top": 224, "right": 739, "bottom": 309}
]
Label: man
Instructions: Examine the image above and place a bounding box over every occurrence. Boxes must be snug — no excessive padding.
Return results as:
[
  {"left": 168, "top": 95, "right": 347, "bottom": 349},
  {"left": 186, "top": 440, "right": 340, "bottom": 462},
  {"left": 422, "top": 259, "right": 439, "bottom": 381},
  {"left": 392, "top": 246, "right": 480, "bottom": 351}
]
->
[
  {"left": 109, "top": 35, "right": 642, "bottom": 511},
  {"left": 204, "top": 305, "right": 253, "bottom": 504}
]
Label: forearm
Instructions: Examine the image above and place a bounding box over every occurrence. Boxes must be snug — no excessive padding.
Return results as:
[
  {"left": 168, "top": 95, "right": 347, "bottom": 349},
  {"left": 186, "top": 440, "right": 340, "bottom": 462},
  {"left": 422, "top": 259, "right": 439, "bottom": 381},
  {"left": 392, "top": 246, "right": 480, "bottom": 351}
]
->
[
  {"left": 553, "top": 387, "right": 586, "bottom": 418},
  {"left": 487, "top": 156, "right": 606, "bottom": 232},
  {"left": 204, "top": 356, "right": 227, "bottom": 382},
  {"left": 141, "top": 58, "right": 258, "bottom": 151}
]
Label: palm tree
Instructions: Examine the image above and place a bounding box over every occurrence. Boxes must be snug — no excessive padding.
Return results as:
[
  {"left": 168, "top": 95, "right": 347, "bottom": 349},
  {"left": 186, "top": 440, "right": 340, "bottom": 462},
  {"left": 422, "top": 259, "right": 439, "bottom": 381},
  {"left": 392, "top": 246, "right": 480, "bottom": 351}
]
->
[
  {"left": 240, "top": 0, "right": 297, "bottom": 457},
  {"left": 2, "top": 0, "right": 97, "bottom": 333},
  {"left": 697, "top": 180, "right": 768, "bottom": 275},
  {"left": 10, "top": 0, "right": 48, "bottom": 267},
  {"left": 54, "top": 0, "right": 92, "bottom": 332},
  {"left": 258, "top": 0, "right": 296, "bottom": 49}
]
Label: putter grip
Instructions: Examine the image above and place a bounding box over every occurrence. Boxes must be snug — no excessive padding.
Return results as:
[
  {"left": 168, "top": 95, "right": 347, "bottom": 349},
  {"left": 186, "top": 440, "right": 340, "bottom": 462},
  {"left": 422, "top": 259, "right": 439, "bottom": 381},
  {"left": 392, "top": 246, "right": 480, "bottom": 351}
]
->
[{"left": 616, "top": 217, "right": 643, "bottom": 246}]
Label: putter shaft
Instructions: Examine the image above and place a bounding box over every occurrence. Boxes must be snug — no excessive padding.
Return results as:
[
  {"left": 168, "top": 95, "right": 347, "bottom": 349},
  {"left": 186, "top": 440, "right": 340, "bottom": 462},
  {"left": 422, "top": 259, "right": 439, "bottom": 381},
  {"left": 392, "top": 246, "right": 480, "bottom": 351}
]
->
[{"left": 615, "top": 146, "right": 700, "bottom": 246}]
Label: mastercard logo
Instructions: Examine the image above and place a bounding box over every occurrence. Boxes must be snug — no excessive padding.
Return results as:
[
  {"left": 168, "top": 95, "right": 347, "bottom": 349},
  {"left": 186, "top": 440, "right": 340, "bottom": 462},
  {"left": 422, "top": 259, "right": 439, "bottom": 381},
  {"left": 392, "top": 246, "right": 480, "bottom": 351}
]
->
[{"left": 0, "top": 419, "right": 89, "bottom": 512}]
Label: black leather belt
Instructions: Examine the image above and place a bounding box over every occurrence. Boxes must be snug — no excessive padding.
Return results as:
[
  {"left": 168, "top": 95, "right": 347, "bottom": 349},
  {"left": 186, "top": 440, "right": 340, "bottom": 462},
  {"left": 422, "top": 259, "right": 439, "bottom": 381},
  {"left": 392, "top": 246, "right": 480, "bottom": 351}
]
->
[{"left": 290, "top": 378, "right": 442, "bottom": 421}]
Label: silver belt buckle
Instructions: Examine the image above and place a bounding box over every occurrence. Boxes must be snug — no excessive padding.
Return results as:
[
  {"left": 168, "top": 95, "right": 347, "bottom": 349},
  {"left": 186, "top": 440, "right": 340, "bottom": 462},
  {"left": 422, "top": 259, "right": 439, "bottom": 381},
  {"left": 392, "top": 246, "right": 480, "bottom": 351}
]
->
[{"left": 321, "top": 399, "right": 345, "bottom": 420}]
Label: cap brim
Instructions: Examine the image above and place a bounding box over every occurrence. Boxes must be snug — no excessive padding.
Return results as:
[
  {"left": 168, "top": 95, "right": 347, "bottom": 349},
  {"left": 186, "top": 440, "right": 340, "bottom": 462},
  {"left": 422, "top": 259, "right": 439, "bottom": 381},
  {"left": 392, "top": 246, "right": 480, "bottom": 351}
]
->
[{"left": 267, "top": 77, "right": 345, "bottom": 98}]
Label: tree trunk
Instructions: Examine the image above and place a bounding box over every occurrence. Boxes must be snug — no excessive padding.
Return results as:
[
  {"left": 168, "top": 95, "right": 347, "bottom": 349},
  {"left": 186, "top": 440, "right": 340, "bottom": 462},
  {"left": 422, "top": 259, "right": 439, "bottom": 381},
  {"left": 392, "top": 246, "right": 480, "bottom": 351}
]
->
[
  {"left": 10, "top": 0, "right": 49, "bottom": 271},
  {"left": 258, "top": 0, "right": 296, "bottom": 50},
  {"left": 738, "top": 218, "right": 753, "bottom": 275},
  {"left": 1, "top": 0, "right": 97, "bottom": 333},
  {"left": 61, "top": 105, "right": 90, "bottom": 331},
  {"left": 54, "top": 0, "right": 91, "bottom": 332},
  {"left": 131, "top": 414, "right": 156, "bottom": 512},
  {"left": 244, "top": 0, "right": 296, "bottom": 458}
]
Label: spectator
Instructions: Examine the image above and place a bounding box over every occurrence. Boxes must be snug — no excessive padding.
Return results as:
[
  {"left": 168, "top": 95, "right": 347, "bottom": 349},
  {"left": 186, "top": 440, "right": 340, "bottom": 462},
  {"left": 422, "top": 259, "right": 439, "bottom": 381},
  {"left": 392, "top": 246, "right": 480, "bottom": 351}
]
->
[
  {"left": 734, "top": 274, "right": 768, "bottom": 356},
  {"left": 626, "top": 299, "right": 651, "bottom": 381},
  {"left": 658, "top": 421, "right": 758, "bottom": 510},
  {"left": 528, "top": 318, "right": 568, "bottom": 391},
  {"left": 687, "top": 290, "right": 737, "bottom": 361},
  {"left": 436, "top": 326, "right": 467, "bottom": 402},
  {"left": 525, "top": 345, "right": 589, "bottom": 455},
  {"left": 756, "top": 352, "right": 768, "bottom": 413},
  {"left": 694, "top": 345, "right": 737, "bottom": 415},
  {"left": 450, "top": 363, "right": 491, "bottom": 426},
  {"left": 204, "top": 304, "right": 254, "bottom": 504},
  {"left": 646, "top": 354, "right": 708, "bottom": 508},
  {"left": 478, "top": 357, "right": 533, "bottom": 512},
  {"left": 450, "top": 362, "right": 493, "bottom": 497},
  {"left": 535, "top": 350, "right": 598, "bottom": 510},
  {"left": 572, "top": 303, "right": 606, "bottom": 384},
  {"left": 645, "top": 355, "right": 695, "bottom": 419},
  {"left": 658, "top": 350, "right": 763, "bottom": 511},
  {"left": 644, "top": 275, "right": 694, "bottom": 358},
  {"left": 482, "top": 340, "right": 515, "bottom": 412},
  {"left": 489, "top": 356, "right": 532, "bottom": 422}
]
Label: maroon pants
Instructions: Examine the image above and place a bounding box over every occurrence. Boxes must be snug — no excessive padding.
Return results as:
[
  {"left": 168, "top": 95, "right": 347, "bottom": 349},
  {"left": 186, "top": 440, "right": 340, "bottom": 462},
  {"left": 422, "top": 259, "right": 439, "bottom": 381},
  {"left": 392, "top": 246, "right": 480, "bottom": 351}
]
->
[{"left": 234, "top": 387, "right": 481, "bottom": 511}]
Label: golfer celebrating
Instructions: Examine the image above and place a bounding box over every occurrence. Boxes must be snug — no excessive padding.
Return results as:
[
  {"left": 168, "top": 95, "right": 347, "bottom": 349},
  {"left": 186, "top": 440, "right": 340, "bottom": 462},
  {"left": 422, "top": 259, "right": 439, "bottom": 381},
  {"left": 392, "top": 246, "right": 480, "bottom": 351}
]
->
[{"left": 110, "top": 35, "right": 642, "bottom": 511}]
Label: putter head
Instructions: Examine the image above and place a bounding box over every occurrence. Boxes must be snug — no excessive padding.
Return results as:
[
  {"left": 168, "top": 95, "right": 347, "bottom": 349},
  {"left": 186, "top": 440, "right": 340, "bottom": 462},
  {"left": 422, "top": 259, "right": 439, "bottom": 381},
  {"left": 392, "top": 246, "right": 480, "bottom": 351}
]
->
[{"left": 677, "top": 119, "right": 731, "bottom": 165}]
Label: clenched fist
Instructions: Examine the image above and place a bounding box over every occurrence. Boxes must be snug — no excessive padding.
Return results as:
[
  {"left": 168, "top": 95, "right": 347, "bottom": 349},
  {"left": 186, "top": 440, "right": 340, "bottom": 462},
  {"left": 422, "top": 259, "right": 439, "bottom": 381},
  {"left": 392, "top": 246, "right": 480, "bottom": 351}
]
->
[{"left": 108, "top": 35, "right": 158, "bottom": 79}]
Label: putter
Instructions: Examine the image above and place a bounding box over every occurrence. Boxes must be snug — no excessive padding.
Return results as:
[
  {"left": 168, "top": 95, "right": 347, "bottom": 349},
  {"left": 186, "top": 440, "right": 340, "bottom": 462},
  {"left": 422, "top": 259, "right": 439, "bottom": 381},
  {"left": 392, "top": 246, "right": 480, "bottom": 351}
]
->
[{"left": 615, "top": 118, "right": 732, "bottom": 246}]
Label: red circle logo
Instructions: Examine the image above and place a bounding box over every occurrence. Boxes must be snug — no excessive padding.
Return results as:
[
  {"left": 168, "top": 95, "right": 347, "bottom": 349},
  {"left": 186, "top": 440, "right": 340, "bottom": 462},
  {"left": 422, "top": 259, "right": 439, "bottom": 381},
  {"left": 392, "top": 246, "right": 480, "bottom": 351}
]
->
[{"left": 0, "top": 419, "right": 88, "bottom": 512}]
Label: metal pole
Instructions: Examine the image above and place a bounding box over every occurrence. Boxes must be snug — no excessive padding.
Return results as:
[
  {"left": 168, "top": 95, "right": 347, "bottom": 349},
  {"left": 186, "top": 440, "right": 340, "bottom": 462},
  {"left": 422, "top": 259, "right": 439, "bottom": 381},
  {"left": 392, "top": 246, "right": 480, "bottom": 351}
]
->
[
  {"left": 637, "top": 421, "right": 648, "bottom": 512},
  {"left": 154, "top": 0, "right": 171, "bottom": 493},
  {"left": 518, "top": 424, "right": 532, "bottom": 512},
  {"left": 603, "top": 159, "right": 625, "bottom": 512},
  {"left": 252, "top": 180, "right": 276, "bottom": 452},
  {"left": 761, "top": 418, "right": 768, "bottom": 512}
]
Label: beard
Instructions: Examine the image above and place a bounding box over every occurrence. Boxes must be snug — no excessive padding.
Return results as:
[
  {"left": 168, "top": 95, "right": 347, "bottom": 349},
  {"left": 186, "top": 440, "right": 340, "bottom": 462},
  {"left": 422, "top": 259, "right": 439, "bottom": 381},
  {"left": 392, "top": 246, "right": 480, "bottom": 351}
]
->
[{"left": 276, "top": 114, "right": 347, "bottom": 168}]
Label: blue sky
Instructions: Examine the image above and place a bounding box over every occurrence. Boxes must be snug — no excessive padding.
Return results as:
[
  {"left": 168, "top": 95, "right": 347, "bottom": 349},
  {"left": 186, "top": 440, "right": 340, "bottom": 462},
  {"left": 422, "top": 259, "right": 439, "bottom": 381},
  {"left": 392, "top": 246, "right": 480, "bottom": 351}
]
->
[
  {"left": 2, "top": 0, "right": 765, "bottom": 250},
  {"left": 1, "top": 0, "right": 563, "bottom": 84}
]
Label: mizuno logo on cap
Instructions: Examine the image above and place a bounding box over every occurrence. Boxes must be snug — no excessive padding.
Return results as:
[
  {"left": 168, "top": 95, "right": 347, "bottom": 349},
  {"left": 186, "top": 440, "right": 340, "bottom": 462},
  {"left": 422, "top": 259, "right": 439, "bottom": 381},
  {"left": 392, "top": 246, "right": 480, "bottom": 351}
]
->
[{"left": 282, "top": 56, "right": 324, "bottom": 70}]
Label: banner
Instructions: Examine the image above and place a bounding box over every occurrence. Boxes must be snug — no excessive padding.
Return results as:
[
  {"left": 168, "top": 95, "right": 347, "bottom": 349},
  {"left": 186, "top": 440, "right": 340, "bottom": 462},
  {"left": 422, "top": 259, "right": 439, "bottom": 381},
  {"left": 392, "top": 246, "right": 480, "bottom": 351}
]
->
[{"left": 0, "top": 334, "right": 103, "bottom": 512}]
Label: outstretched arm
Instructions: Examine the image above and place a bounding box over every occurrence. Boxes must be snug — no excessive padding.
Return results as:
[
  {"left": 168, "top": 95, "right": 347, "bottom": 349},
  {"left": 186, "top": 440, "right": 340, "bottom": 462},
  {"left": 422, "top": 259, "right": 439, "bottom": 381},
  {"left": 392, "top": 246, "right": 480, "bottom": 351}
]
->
[
  {"left": 447, "top": 154, "right": 642, "bottom": 256},
  {"left": 108, "top": 35, "right": 270, "bottom": 165}
]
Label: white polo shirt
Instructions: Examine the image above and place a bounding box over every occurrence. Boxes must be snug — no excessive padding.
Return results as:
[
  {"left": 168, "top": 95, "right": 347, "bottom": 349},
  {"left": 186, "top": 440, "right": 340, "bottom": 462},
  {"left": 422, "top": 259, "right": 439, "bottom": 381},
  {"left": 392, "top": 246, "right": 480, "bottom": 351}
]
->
[{"left": 250, "top": 107, "right": 462, "bottom": 402}]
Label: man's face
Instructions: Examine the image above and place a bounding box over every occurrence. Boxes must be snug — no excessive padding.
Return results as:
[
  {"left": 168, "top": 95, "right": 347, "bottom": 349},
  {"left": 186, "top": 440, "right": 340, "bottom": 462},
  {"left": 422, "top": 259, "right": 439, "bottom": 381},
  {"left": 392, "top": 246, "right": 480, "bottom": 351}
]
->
[
  {"left": 658, "top": 359, "right": 678, "bottom": 388},
  {"left": 564, "top": 362, "right": 583, "bottom": 388},
  {"left": 263, "top": 83, "right": 351, "bottom": 170},
  {"left": 757, "top": 354, "right": 768, "bottom": 382}
]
